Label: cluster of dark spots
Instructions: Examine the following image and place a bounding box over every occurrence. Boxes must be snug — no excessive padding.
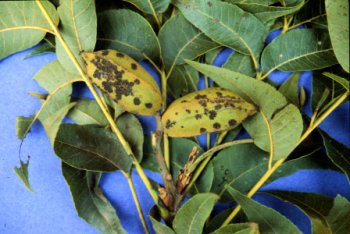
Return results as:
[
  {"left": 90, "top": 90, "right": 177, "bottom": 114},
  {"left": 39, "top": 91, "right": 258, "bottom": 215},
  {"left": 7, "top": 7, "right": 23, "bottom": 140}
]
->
[
  {"left": 131, "top": 63, "right": 138, "bottom": 70},
  {"left": 102, "top": 81, "right": 113, "bottom": 93},
  {"left": 116, "top": 52, "right": 124, "bottom": 58},
  {"left": 216, "top": 92, "right": 223, "bottom": 97},
  {"left": 228, "top": 119, "right": 237, "bottom": 126},
  {"left": 134, "top": 79, "right": 140, "bottom": 85},
  {"left": 208, "top": 110, "right": 217, "bottom": 120},
  {"left": 215, "top": 104, "right": 222, "bottom": 110},
  {"left": 165, "top": 119, "right": 176, "bottom": 129},
  {"left": 195, "top": 114, "right": 202, "bottom": 120},
  {"left": 90, "top": 57, "right": 136, "bottom": 101},
  {"left": 213, "top": 122, "right": 221, "bottom": 129},
  {"left": 145, "top": 103, "right": 153, "bottom": 109},
  {"left": 101, "top": 50, "right": 109, "bottom": 56},
  {"left": 195, "top": 94, "right": 207, "bottom": 99},
  {"left": 200, "top": 128, "right": 206, "bottom": 133},
  {"left": 198, "top": 99, "right": 207, "bottom": 107},
  {"left": 207, "top": 1, "right": 212, "bottom": 7},
  {"left": 133, "top": 97, "right": 141, "bottom": 105},
  {"left": 185, "top": 109, "right": 191, "bottom": 114}
]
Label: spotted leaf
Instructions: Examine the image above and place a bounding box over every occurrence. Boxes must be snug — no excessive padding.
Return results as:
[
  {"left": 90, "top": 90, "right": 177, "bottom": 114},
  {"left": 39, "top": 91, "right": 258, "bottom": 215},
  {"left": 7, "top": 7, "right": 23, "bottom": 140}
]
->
[
  {"left": 82, "top": 49, "right": 162, "bottom": 116},
  {"left": 161, "top": 87, "right": 257, "bottom": 137}
]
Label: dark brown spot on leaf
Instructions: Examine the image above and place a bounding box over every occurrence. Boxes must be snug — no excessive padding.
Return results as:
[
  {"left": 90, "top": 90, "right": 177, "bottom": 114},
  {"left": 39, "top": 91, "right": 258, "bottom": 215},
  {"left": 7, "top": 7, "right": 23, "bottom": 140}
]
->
[
  {"left": 200, "top": 128, "right": 206, "bottom": 133},
  {"left": 101, "top": 50, "right": 109, "bottom": 56},
  {"left": 116, "top": 52, "right": 124, "bottom": 57},
  {"left": 209, "top": 110, "right": 217, "bottom": 120},
  {"left": 133, "top": 97, "right": 141, "bottom": 105},
  {"left": 215, "top": 104, "right": 222, "bottom": 110},
  {"left": 134, "top": 79, "right": 140, "bottom": 85},
  {"left": 185, "top": 109, "right": 191, "bottom": 114},
  {"left": 145, "top": 103, "right": 153, "bottom": 109},
  {"left": 213, "top": 122, "right": 221, "bottom": 129},
  {"left": 131, "top": 63, "right": 137, "bottom": 70},
  {"left": 165, "top": 119, "right": 176, "bottom": 129},
  {"left": 195, "top": 114, "right": 202, "bottom": 120},
  {"left": 228, "top": 119, "right": 237, "bottom": 126},
  {"left": 207, "top": 1, "right": 212, "bottom": 7}
]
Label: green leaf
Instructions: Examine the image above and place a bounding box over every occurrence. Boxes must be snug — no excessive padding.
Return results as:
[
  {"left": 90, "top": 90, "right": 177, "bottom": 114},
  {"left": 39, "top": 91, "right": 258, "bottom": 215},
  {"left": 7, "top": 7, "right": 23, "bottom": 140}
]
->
[
  {"left": 326, "top": 195, "right": 350, "bottom": 234},
  {"left": 67, "top": 98, "right": 110, "bottom": 126},
  {"left": 325, "top": 0, "right": 349, "bottom": 72},
  {"left": 116, "top": 113, "right": 144, "bottom": 162},
  {"left": 14, "top": 159, "right": 32, "bottom": 192},
  {"left": 54, "top": 124, "right": 133, "bottom": 172},
  {"left": 211, "top": 223, "right": 259, "bottom": 234},
  {"left": 56, "top": 0, "right": 97, "bottom": 74},
  {"left": 234, "top": 0, "right": 304, "bottom": 23},
  {"left": 186, "top": 62, "right": 303, "bottom": 159},
  {"left": 227, "top": 187, "right": 302, "bottom": 234},
  {"left": 261, "top": 29, "right": 338, "bottom": 73},
  {"left": 97, "top": 9, "right": 160, "bottom": 62},
  {"left": 62, "top": 162, "right": 126, "bottom": 234},
  {"left": 322, "top": 72, "right": 349, "bottom": 91},
  {"left": 223, "top": 52, "right": 256, "bottom": 77},
  {"left": 168, "top": 64, "right": 199, "bottom": 98},
  {"left": 211, "top": 143, "right": 268, "bottom": 201},
  {"left": 158, "top": 13, "right": 218, "bottom": 72},
  {"left": 149, "top": 216, "right": 176, "bottom": 234},
  {"left": 173, "top": 193, "right": 219, "bottom": 234},
  {"left": 0, "top": 1, "right": 58, "bottom": 60},
  {"left": 278, "top": 73, "right": 300, "bottom": 106},
  {"left": 123, "top": 0, "right": 170, "bottom": 14},
  {"left": 322, "top": 133, "right": 350, "bottom": 182},
  {"left": 16, "top": 116, "right": 35, "bottom": 140},
  {"left": 265, "top": 191, "right": 334, "bottom": 233},
  {"left": 34, "top": 60, "right": 80, "bottom": 144},
  {"left": 24, "top": 41, "right": 55, "bottom": 59},
  {"left": 175, "top": 0, "right": 267, "bottom": 68}
]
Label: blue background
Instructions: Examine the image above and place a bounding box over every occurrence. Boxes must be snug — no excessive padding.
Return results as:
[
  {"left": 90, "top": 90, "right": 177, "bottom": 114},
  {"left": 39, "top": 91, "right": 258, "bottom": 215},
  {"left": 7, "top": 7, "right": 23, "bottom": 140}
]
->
[{"left": 0, "top": 40, "right": 349, "bottom": 234}]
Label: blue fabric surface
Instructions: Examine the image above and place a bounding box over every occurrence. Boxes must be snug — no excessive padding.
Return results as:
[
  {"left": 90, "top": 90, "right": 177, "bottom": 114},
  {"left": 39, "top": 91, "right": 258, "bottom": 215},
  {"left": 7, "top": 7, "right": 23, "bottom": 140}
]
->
[{"left": 0, "top": 44, "right": 349, "bottom": 234}]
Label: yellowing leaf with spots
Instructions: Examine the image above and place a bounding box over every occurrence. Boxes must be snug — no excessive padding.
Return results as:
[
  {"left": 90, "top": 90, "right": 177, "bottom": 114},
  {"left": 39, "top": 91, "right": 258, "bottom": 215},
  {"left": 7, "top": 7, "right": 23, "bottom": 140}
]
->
[
  {"left": 162, "top": 88, "right": 257, "bottom": 137},
  {"left": 82, "top": 50, "right": 162, "bottom": 116}
]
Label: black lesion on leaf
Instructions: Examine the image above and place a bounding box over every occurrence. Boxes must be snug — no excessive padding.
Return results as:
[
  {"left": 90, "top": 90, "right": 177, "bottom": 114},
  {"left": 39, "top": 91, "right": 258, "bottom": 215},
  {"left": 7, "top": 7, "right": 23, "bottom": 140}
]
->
[
  {"left": 208, "top": 110, "right": 217, "bottom": 120},
  {"left": 195, "top": 114, "right": 202, "bottom": 120},
  {"left": 145, "top": 103, "right": 153, "bottom": 109},
  {"left": 185, "top": 109, "right": 191, "bottom": 114},
  {"left": 198, "top": 99, "right": 207, "bottom": 107},
  {"left": 165, "top": 119, "right": 176, "bottom": 129},
  {"left": 116, "top": 52, "right": 124, "bottom": 58},
  {"left": 133, "top": 97, "right": 141, "bottom": 105},
  {"left": 215, "top": 104, "right": 222, "bottom": 110},
  {"left": 207, "top": 1, "right": 213, "bottom": 7},
  {"left": 228, "top": 119, "right": 237, "bottom": 126},
  {"left": 213, "top": 122, "right": 221, "bottom": 129},
  {"left": 131, "top": 63, "right": 138, "bottom": 70},
  {"left": 102, "top": 81, "right": 113, "bottom": 93},
  {"left": 200, "top": 128, "right": 206, "bottom": 133},
  {"left": 101, "top": 50, "right": 109, "bottom": 56},
  {"left": 134, "top": 79, "right": 140, "bottom": 85},
  {"left": 195, "top": 94, "right": 207, "bottom": 99}
]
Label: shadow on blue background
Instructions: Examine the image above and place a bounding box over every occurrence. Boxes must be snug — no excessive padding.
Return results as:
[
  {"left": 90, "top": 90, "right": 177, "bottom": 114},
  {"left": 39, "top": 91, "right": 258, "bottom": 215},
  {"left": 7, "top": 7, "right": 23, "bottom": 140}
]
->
[{"left": 0, "top": 32, "right": 349, "bottom": 234}]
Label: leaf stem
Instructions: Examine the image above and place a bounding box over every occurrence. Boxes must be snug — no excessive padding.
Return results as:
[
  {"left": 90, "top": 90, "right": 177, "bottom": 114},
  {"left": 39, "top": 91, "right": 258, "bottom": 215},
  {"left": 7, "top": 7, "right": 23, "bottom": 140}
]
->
[
  {"left": 221, "top": 91, "right": 349, "bottom": 226},
  {"left": 36, "top": 0, "right": 157, "bottom": 204},
  {"left": 147, "top": 0, "right": 161, "bottom": 28},
  {"left": 288, "top": 14, "right": 327, "bottom": 31},
  {"left": 124, "top": 172, "right": 150, "bottom": 234}
]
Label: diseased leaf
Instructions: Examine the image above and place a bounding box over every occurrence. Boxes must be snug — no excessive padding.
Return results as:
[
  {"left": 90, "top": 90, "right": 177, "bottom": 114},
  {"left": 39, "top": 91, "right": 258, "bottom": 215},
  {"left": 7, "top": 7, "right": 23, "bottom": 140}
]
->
[
  {"left": 227, "top": 187, "right": 302, "bottom": 234},
  {"left": 173, "top": 193, "right": 219, "bottom": 234},
  {"left": 97, "top": 9, "right": 160, "bottom": 62},
  {"left": 16, "top": 116, "right": 34, "bottom": 140},
  {"left": 54, "top": 124, "right": 133, "bottom": 172},
  {"left": 261, "top": 29, "right": 338, "bottom": 73},
  {"left": 186, "top": 62, "right": 303, "bottom": 159},
  {"left": 149, "top": 216, "right": 176, "bottom": 234},
  {"left": 62, "top": 162, "right": 126, "bottom": 234},
  {"left": 211, "top": 143, "right": 268, "bottom": 202},
  {"left": 14, "top": 159, "right": 32, "bottom": 192},
  {"left": 278, "top": 73, "right": 300, "bottom": 106},
  {"left": 0, "top": 1, "right": 58, "bottom": 60},
  {"left": 265, "top": 191, "right": 334, "bottom": 233},
  {"left": 175, "top": 0, "right": 268, "bottom": 69},
  {"left": 56, "top": 0, "right": 97, "bottom": 74},
  {"left": 325, "top": 0, "right": 349, "bottom": 72},
  {"left": 322, "top": 133, "right": 350, "bottom": 181},
  {"left": 234, "top": 0, "right": 304, "bottom": 23},
  {"left": 123, "top": 0, "right": 170, "bottom": 14},
  {"left": 158, "top": 13, "right": 218, "bottom": 72}
]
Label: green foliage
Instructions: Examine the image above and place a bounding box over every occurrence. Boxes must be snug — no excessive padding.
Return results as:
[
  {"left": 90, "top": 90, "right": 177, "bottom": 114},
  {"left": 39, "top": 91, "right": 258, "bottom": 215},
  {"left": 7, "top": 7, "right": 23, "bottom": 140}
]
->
[{"left": 5, "top": 0, "right": 349, "bottom": 233}]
